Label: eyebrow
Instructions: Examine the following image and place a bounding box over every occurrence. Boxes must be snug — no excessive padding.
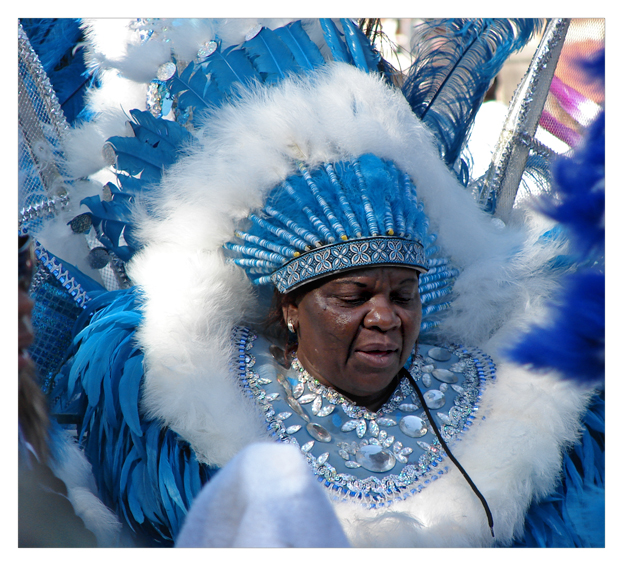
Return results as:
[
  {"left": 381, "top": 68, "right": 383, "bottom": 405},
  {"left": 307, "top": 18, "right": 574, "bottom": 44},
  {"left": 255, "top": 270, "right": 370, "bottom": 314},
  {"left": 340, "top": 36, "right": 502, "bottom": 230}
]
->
[{"left": 334, "top": 277, "right": 418, "bottom": 287}]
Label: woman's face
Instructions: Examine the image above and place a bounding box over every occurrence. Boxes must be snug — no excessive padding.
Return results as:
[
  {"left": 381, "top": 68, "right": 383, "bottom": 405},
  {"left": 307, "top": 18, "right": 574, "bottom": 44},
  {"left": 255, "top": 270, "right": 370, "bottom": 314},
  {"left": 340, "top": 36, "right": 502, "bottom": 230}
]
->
[{"left": 283, "top": 266, "right": 421, "bottom": 408}]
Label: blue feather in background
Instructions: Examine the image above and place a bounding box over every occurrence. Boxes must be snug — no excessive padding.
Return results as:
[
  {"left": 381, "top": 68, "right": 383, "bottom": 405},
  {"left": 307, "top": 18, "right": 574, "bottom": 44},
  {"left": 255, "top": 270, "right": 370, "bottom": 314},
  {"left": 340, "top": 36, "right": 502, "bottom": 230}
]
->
[
  {"left": 401, "top": 19, "right": 544, "bottom": 182},
  {"left": 506, "top": 49, "right": 604, "bottom": 385},
  {"left": 508, "top": 48, "right": 604, "bottom": 548}
]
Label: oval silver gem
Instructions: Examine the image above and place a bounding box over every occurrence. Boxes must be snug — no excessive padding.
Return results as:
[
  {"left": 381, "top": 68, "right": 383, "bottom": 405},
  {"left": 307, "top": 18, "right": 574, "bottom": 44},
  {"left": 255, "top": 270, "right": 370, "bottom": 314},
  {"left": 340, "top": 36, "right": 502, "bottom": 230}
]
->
[
  {"left": 355, "top": 445, "right": 396, "bottom": 472},
  {"left": 341, "top": 420, "right": 358, "bottom": 432},
  {"left": 277, "top": 411, "right": 292, "bottom": 420},
  {"left": 422, "top": 373, "right": 432, "bottom": 388},
  {"left": 292, "top": 382, "right": 305, "bottom": 399},
  {"left": 285, "top": 424, "right": 302, "bottom": 434},
  {"left": 198, "top": 40, "right": 218, "bottom": 58},
  {"left": 437, "top": 412, "right": 451, "bottom": 425},
  {"left": 344, "top": 461, "right": 361, "bottom": 469},
  {"left": 245, "top": 24, "right": 263, "bottom": 41},
  {"left": 156, "top": 62, "right": 177, "bottom": 81},
  {"left": 301, "top": 440, "right": 314, "bottom": 453},
  {"left": 306, "top": 422, "right": 332, "bottom": 443},
  {"left": 399, "top": 415, "right": 428, "bottom": 438},
  {"left": 399, "top": 403, "right": 418, "bottom": 412},
  {"left": 424, "top": 389, "right": 446, "bottom": 409},
  {"left": 317, "top": 452, "right": 329, "bottom": 465},
  {"left": 298, "top": 393, "right": 317, "bottom": 404},
  {"left": 369, "top": 420, "right": 380, "bottom": 437},
  {"left": 316, "top": 404, "right": 335, "bottom": 417},
  {"left": 427, "top": 347, "right": 452, "bottom": 361},
  {"left": 311, "top": 395, "right": 323, "bottom": 415},
  {"left": 356, "top": 420, "right": 367, "bottom": 438},
  {"left": 376, "top": 418, "right": 397, "bottom": 427},
  {"left": 432, "top": 369, "right": 459, "bottom": 384}
]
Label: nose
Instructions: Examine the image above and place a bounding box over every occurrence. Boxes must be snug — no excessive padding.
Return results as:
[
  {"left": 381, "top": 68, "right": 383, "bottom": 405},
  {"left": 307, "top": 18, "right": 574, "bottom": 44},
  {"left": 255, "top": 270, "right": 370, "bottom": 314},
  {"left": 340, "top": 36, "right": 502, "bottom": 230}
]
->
[{"left": 363, "top": 296, "right": 400, "bottom": 332}]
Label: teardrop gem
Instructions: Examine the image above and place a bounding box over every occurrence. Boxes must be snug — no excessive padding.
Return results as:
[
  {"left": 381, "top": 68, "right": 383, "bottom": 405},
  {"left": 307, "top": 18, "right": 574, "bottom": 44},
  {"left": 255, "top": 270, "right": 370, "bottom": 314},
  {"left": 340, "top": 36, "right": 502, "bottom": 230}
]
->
[
  {"left": 306, "top": 422, "right": 332, "bottom": 443},
  {"left": 298, "top": 393, "right": 317, "bottom": 404}
]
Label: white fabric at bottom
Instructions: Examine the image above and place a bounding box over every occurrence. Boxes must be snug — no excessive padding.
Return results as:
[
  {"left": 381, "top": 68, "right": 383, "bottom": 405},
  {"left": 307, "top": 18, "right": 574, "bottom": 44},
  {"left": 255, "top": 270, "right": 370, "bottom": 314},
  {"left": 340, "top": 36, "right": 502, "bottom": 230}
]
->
[{"left": 175, "top": 442, "right": 350, "bottom": 548}]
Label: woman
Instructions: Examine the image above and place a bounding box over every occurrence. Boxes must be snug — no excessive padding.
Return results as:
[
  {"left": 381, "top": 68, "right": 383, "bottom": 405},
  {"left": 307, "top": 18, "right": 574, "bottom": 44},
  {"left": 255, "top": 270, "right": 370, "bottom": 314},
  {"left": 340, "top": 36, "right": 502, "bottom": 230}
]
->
[{"left": 40, "top": 19, "right": 601, "bottom": 546}]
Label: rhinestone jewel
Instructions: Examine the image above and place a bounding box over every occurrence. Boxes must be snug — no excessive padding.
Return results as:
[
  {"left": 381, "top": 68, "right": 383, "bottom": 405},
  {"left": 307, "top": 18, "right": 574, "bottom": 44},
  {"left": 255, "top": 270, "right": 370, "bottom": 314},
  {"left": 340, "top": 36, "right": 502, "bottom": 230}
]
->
[
  {"left": 157, "top": 62, "right": 177, "bottom": 81},
  {"left": 432, "top": 369, "right": 459, "bottom": 384},
  {"left": 298, "top": 393, "right": 317, "bottom": 404},
  {"left": 356, "top": 420, "right": 367, "bottom": 438},
  {"left": 317, "top": 452, "right": 330, "bottom": 465},
  {"left": 286, "top": 425, "right": 302, "bottom": 434},
  {"left": 301, "top": 441, "right": 315, "bottom": 453},
  {"left": 197, "top": 40, "right": 218, "bottom": 59},
  {"left": 345, "top": 461, "right": 361, "bottom": 469},
  {"left": 376, "top": 417, "right": 397, "bottom": 427},
  {"left": 292, "top": 382, "right": 305, "bottom": 399},
  {"left": 399, "top": 403, "right": 419, "bottom": 412},
  {"left": 424, "top": 389, "right": 446, "bottom": 409},
  {"left": 316, "top": 404, "right": 335, "bottom": 417},
  {"left": 427, "top": 347, "right": 453, "bottom": 361},
  {"left": 286, "top": 396, "right": 310, "bottom": 422},
  {"left": 422, "top": 373, "right": 433, "bottom": 388},
  {"left": 355, "top": 445, "right": 396, "bottom": 473},
  {"left": 306, "top": 422, "right": 332, "bottom": 443},
  {"left": 341, "top": 420, "right": 358, "bottom": 432},
  {"left": 311, "top": 395, "right": 323, "bottom": 415},
  {"left": 245, "top": 24, "right": 263, "bottom": 41},
  {"left": 399, "top": 415, "right": 428, "bottom": 438}
]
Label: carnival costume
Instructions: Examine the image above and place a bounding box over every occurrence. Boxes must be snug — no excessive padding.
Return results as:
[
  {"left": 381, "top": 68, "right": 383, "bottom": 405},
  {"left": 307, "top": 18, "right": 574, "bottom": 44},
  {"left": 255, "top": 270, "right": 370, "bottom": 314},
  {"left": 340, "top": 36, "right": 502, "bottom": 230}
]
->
[{"left": 18, "top": 18, "right": 604, "bottom": 547}]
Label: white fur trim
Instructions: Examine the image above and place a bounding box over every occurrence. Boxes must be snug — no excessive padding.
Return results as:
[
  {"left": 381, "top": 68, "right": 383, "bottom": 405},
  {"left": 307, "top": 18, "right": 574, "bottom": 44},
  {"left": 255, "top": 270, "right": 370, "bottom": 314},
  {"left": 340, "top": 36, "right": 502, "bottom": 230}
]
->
[{"left": 50, "top": 429, "right": 122, "bottom": 546}]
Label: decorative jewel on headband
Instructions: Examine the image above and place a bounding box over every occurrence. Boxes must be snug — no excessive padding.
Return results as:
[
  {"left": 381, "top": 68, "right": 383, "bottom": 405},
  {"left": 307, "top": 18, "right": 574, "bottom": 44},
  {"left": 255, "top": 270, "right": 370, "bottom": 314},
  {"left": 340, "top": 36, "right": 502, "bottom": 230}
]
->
[{"left": 223, "top": 154, "right": 430, "bottom": 293}]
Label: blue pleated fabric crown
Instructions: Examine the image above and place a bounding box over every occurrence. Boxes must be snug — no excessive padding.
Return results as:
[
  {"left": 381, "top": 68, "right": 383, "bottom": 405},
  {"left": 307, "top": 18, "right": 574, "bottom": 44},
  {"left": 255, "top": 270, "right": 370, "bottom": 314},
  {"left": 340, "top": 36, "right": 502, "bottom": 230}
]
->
[{"left": 224, "top": 154, "right": 430, "bottom": 293}]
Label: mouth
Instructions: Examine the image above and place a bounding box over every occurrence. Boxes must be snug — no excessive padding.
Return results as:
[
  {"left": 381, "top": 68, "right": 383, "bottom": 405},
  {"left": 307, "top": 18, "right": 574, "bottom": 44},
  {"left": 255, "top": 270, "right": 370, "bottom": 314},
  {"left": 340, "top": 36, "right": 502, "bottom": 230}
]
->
[{"left": 354, "top": 345, "right": 400, "bottom": 368}]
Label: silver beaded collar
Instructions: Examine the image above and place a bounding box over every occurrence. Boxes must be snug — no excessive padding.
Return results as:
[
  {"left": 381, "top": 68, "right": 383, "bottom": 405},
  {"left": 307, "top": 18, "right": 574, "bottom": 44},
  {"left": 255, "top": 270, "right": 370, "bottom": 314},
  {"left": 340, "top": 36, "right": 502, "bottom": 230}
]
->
[{"left": 231, "top": 326, "right": 496, "bottom": 509}]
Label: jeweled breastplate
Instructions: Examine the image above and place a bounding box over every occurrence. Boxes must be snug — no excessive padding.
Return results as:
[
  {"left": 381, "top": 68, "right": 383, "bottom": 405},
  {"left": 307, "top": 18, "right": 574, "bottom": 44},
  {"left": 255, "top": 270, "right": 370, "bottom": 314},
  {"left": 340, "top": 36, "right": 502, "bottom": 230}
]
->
[{"left": 231, "top": 326, "right": 496, "bottom": 508}]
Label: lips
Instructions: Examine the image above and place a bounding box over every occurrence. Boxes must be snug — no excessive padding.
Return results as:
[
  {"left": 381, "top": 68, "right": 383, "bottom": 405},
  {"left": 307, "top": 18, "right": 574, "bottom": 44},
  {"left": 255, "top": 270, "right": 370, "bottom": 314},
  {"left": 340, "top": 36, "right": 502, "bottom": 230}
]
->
[{"left": 354, "top": 343, "right": 400, "bottom": 368}]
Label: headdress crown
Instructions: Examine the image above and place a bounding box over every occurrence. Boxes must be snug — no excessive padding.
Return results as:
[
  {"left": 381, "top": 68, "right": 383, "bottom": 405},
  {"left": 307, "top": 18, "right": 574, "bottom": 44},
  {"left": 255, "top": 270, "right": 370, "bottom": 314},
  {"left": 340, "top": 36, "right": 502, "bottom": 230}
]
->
[{"left": 224, "top": 154, "right": 430, "bottom": 292}]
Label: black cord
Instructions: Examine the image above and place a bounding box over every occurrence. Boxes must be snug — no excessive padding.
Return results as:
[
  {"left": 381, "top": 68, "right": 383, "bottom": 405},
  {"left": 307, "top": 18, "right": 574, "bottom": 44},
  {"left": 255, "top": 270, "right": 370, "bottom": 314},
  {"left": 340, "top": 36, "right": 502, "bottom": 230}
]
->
[{"left": 400, "top": 368, "right": 495, "bottom": 539}]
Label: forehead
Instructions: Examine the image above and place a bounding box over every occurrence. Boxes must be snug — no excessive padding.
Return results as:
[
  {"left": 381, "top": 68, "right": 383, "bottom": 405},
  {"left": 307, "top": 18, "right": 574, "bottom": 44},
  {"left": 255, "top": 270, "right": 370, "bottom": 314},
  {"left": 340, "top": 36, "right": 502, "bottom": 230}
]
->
[{"left": 320, "top": 266, "right": 419, "bottom": 288}]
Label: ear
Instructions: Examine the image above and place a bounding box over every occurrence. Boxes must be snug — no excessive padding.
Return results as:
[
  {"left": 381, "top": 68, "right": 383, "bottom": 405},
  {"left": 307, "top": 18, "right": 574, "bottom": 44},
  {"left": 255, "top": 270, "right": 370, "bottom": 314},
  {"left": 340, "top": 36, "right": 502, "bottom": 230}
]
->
[{"left": 282, "top": 300, "right": 299, "bottom": 331}]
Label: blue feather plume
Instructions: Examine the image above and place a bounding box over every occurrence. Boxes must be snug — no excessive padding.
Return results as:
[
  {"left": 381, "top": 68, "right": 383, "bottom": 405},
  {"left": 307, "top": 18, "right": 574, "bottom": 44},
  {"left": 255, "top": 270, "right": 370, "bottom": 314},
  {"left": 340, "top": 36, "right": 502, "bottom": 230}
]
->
[
  {"left": 274, "top": 21, "right": 326, "bottom": 71},
  {"left": 242, "top": 26, "right": 300, "bottom": 84},
  {"left": 50, "top": 288, "right": 219, "bottom": 546},
  {"left": 401, "top": 19, "right": 544, "bottom": 178},
  {"left": 506, "top": 69, "right": 604, "bottom": 386},
  {"left": 340, "top": 18, "right": 381, "bottom": 72}
]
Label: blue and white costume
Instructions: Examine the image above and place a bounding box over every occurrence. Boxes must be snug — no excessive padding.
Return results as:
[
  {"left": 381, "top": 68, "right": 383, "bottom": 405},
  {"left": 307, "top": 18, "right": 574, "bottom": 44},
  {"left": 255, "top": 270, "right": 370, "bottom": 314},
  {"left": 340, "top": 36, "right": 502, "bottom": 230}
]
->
[{"left": 19, "top": 18, "right": 604, "bottom": 547}]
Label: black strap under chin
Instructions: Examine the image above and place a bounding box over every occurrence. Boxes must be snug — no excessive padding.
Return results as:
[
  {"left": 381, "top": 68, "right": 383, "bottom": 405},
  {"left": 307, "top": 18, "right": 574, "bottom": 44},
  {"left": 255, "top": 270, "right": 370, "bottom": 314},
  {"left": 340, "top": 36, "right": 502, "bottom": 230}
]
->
[{"left": 400, "top": 367, "right": 495, "bottom": 539}]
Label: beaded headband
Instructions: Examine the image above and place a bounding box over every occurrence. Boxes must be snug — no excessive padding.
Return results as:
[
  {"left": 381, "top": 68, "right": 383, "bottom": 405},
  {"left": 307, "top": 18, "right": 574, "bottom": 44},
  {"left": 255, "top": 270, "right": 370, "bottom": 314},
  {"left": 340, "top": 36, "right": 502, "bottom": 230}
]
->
[{"left": 224, "top": 154, "right": 429, "bottom": 293}]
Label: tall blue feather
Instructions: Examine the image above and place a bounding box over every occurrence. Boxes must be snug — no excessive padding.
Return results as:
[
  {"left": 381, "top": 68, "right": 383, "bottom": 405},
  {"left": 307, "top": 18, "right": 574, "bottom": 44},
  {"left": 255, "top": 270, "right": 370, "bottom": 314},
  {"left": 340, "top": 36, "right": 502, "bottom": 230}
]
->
[
  {"left": 402, "top": 19, "right": 544, "bottom": 177},
  {"left": 203, "top": 45, "right": 261, "bottom": 93},
  {"left": 242, "top": 27, "right": 300, "bottom": 84},
  {"left": 319, "top": 19, "right": 353, "bottom": 64},
  {"left": 340, "top": 18, "right": 381, "bottom": 72},
  {"left": 273, "top": 21, "right": 326, "bottom": 71}
]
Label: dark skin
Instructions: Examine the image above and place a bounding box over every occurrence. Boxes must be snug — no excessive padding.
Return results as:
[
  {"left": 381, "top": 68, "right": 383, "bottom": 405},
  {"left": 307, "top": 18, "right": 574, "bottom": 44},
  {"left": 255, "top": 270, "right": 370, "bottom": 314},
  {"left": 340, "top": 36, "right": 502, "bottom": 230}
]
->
[{"left": 282, "top": 266, "right": 422, "bottom": 411}]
